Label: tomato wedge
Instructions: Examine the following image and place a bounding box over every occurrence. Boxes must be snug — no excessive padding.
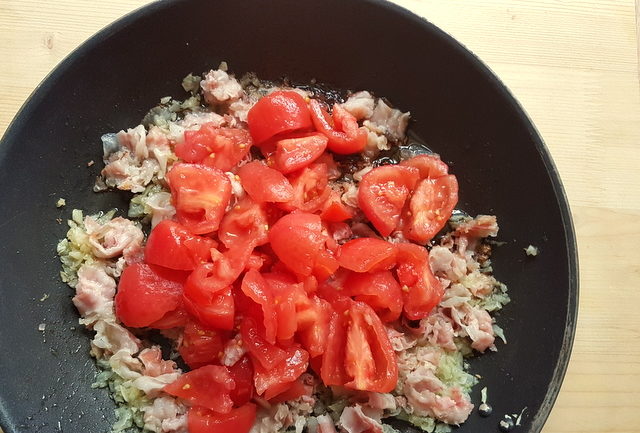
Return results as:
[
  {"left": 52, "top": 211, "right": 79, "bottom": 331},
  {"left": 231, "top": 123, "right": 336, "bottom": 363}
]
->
[
  {"left": 183, "top": 287, "right": 235, "bottom": 331},
  {"left": 241, "top": 269, "right": 278, "bottom": 345},
  {"left": 253, "top": 346, "right": 309, "bottom": 399},
  {"left": 144, "top": 220, "right": 215, "bottom": 270},
  {"left": 115, "top": 263, "right": 186, "bottom": 328},
  {"left": 268, "top": 212, "right": 326, "bottom": 276},
  {"left": 237, "top": 161, "right": 294, "bottom": 203},
  {"left": 167, "top": 163, "right": 231, "bottom": 235},
  {"left": 295, "top": 295, "right": 332, "bottom": 358},
  {"left": 188, "top": 403, "right": 256, "bottom": 433},
  {"left": 404, "top": 175, "right": 459, "bottom": 244},
  {"left": 273, "top": 132, "right": 328, "bottom": 174},
  {"left": 309, "top": 100, "right": 367, "bottom": 154},
  {"left": 240, "top": 317, "right": 288, "bottom": 370},
  {"left": 163, "top": 365, "right": 235, "bottom": 413},
  {"left": 337, "top": 237, "right": 397, "bottom": 272},
  {"left": 357, "top": 165, "right": 420, "bottom": 236},
  {"left": 395, "top": 243, "right": 444, "bottom": 320},
  {"left": 320, "top": 189, "right": 354, "bottom": 222},
  {"left": 247, "top": 91, "right": 313, "bottom": 144},
  {"left": 344, "top": 270, "right": 403, "bottom": 322},
  {"left": 179, "top": 320, "right": 228, "bottom": 369},
  {"left": 218, "top": 197, "right": 269, "bottom": 249},
  {"left": 176, "top": 124, "right": 252, "bottom": 172},
  {"left": 280, "top": 163, "right": 331, "bottom": 213},
  {"left": 399, "top": 154, "right": 449, "bottom": 179}
]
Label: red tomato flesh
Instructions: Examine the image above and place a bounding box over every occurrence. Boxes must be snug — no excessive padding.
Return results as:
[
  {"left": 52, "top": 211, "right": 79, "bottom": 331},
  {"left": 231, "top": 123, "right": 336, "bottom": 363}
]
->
[
  {"left": 237, "top": 161, "right": 294, "bottom": 203},
  {"left": 337, "top": 237, "right": 397, "bottom": 272},
  {"left": 344, "top": 270, "right": 403, "bottom": 322},
  {"left": 167, "top": 163, "right": 231, "bottom": 235},
  {"left": 268, "top": 212, "right": 326, "bottom": 276},
  {"left": 273, "top": 132, "right": 328, "bottom": 174},
  {"left": 253, "top": 346, "right": 309, "bottom": 399},
  {"left": 176, "top": 124, "right": 252, "bottom": 172},
  {"left": 395, "top": 243, "right": 444, "bottom": 320},
  {"left": 247, "top": 91, "right": 313, "bottom": 145},
  {"left": 309, "top": 100, "right": 367, "bottom": 154},
  {"left": 399, "top": 154, "right": 449, "bottom": 179},
  {"left": 115, "top": 263, "right": 186, "bottom": 328},
  {"left": 163, "top": 365, "right": 235, "bottom": 413},
  {"left": 188, "top": 403, "right": 256, "bottom": 433},
  {"left": 228, "top": 356, "right": 255, "bottom": 407},
  {"left": 179, "top": 320, "right": 228, "bottom": 369},
  {"left": 357, "top": 165, "right": 420, "bottom": 236},
  {"left": 144, "top": 220, "right": 215, "bottom": 271}
]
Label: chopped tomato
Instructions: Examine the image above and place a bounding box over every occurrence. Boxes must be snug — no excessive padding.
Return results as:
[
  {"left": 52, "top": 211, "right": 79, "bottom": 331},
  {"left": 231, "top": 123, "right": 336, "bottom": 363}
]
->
[
  {"left": 144, "top": 220, "right": 215, "bottom": 271},
  {"left": 247, "top": 91, "right": 313, "bottom": 144},
  {"left": 188, "top": 403, "right": 256, "bottom": 433},
  {"left": 280, "top": 163, "right": 331, "bottom": 213},
  {"left": 395, "top": 243, "right": 444, "bottom": 320},
  {"left": 228, "top": 356, "right": 255, "bottom": 407},
  {"left": 320, "top": 308, "right": 349, "bottom": 387},
  {"left": 148, "top": 304, "right": 189, "bottom": 329},
  {"left": 296, "top": 295, "right": 332, "bottom": 358},
  {"left": 344, "top": 270, "right": 403, "bottom": 322},
  {"left": 337, "top": 237, "right": 397, "bottom": 272},
  {"left": 176, "top": 124, "right": 253, "bottom": 172},
  {"left": 167, "top": 163, "right": 231, "bottom": 235},
  {"left": 320, "top": 189, "right": 354, "bottom": 222},
  {"left": 237, "top": 161, "right": 294, "bottom": 203},
  {"left": 253, "top": 346, "right": 309, "bottom": 399},
  {"left": 309, "top": 100, "right": 367, "bottom": 154},
  {"left": 268, "top": 212, "right": 326, "bottom": 276},
  {"left": 240, "top": 317, "right": 288, "bottom": 370},
  {"left": 357, "top": 165, "right": 420, "bottom": 236},
  {"left": 183, "top": 287, "right": 235, "bottom": 331},
  {"left": 399, "top": 154, "right": 449, "bottom": 179},
  {"left": 273, "top": 132, "right": 328, "bottom": 174},
  {"left": 263, "top": 271, "right": 301, "bottom": 342},
  {"left": 115, "top": 263, "right": 186, "bottom": 328},
  {"left": 218, "top": 197, "right": 269, "bottom": 249},
  {"left": 268, "top": 376, "right": 313, "bottom": 403},
  {"left": 404, "top": 175, "right": 459, "bottom": 244},
  {"left": 179, "top": 321, "right": 228, "bottom": 369},
  {"left": 163, "top": 365, "right": 235, "bottom": 413},
  {"left": 241, "top": 269, "right": 278, "bottom": 345}
]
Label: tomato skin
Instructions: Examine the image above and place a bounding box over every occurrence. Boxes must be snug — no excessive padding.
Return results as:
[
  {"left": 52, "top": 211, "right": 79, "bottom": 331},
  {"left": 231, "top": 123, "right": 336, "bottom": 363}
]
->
[
  {"left": 253, "top": 346, "right": 309, "bottom": 399},
  {"left": 357, "top": 165, "right": 420, "bottom": 236},
  {"left": 237, "top": 161, "right": 294, "bottom": 203},
  {"left": 241, "top": 269, "right": 278, "bottom": 345},
  {"left": 268, "top": 212, "right": 326, "bottom": 276},
  {"left": 337, "top": 237, "right": 397, "bottom": 273},
  {"left": 115, "top": 263, "right": 186, "bottom": 328},
  {"left": 240, "top": 317, "right": 288, "bottom": 370},
  {"left": 404, "top": 175, "right": 459, "bottom": 244},
  {"left": 167, "top": 163, "right": 232, "bottom": 235},
  {"left": 274, "top": 132, "right": 328, "bottom": 174},
  {"left": 163, "top": 365, "right": 235, "bottom": 413},
  {"left": 228, "top": 356, "right": 255, "bottom": 407},
  {"left": 395, "top": 243, "right": 444, "bottom": 320},
  {"left": 280, "top": 163, "right": 331, "bottom": 214},
  {"left": 218, "top": 197, "right": 269, "bottom": 249},
  {"left": 188, "top": 403, "right": 257, "bottom": 433},
  {"left": 144, "top": 220, "right": 215, "bottom": 271},
  {"left": 344, "top": 270, "right": 403, "bottom": 322},
  {"left": 309, "top": 100, "right": 367, "bottom": 154},
  {"left": 247, "top": 91, "right": 313, "bottom": 144},
  {"left": 399, "top": 154, "right": 449, "bottom": 179},
  {"left": 179, "top": 321, "right": 228, "bottom": 369},
  {"left": 183, "top": 287, "right": 235, "bottom": 331}
]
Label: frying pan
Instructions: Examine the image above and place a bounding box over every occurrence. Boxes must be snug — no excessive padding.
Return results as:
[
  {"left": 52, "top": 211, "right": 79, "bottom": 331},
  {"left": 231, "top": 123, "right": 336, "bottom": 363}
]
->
[{"left": 0, "top": 0, "right": 578, "bottom": 432}]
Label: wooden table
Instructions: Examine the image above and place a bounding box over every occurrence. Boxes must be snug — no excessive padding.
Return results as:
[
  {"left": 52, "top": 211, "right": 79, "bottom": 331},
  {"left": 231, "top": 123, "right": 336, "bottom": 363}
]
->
[{"left": 1, "top": 1, "right": 639, "bottom": 432}]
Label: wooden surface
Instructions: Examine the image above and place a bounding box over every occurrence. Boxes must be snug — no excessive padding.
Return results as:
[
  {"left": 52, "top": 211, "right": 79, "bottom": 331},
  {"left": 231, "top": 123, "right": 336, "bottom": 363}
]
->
[{"left": 1, "top": 1, "right": 639, "bottom": 432}]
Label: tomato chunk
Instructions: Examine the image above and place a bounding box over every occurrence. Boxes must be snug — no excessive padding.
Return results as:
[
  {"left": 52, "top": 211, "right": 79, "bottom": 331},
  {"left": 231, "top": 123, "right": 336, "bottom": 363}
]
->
[
  {"left": 241, "top": 269, "right": 278, "bottom": 345},
  {"left": 188, "top": 403, "right": 256, "bottom": 433},
  {"left": 268, "top": 376, "right": 313, "bottom": 403},
  {"left": 115, "top": 263, "right": 186, "bottom": 328},
  {"left": 253, "top": 346, "right": 309, "bottom": 399},
  {"left": 337, "top": 237, "right": 397, "bottom": 272},
  {"left": 183, "top": 287, "right": 235, "bottom": 331},
  {"left": 164, "top": 365, "right": 235, "bottom": 413},
  {"left": 357, "top": 165, "right": 420, "bottom": 236},
  {"left": 404, "top": 175, "right": 459, "bottom": 244},
  {"left": 396, "top": 243, "right": 444, "bottom": 320},
  {"left": 248, "top": 91, "right": 313, "bottom": 144},
  {"left": 268, "top": 212, "right": 326, "bottom": 276},
  {"left": 218, "top": 197, "right": 269, "bottom": 249},
  {"left": 309, "top": 100, "right": 367, "bottom": 154},
  {"left": 280, "top": 163, "right": 331, "bottom": 214},
  {"left": 176, "top": 124, "right": 252, "bottom": 172},
  {"left": 179, "top": 320, "right": 228, "bottom": 369},
  {"left": 240, "top": 317, "right": 288, "bottom": 370},
  {"left": 273, "top": 132, "right": 328, "bottom": 174},
  {"left": 144, "top": 220, "right": 215, "bottom": 270},
  {"left": 228, "top": 356, "right": 255, "bottom": 407},
  {"left": 399, "top": 154, "right": 449, "bottom": 179},
  {"left": 237, "top": 161, "right": 294, "bottom": 203},
  {"left": 167, "top": 163, "right": 231, "bottom": 235},
  {"left": 320, "top": 189, "right": 354, "bottom": 222},
  {"left": 344, "top": 270, "right": 403, "bottom": 322}
]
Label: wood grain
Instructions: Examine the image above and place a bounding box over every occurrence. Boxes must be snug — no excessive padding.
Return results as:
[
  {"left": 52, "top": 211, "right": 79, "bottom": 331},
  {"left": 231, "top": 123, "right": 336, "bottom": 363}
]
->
[{"left": 1, "top": 1, "right": 639, "bottom": 433}]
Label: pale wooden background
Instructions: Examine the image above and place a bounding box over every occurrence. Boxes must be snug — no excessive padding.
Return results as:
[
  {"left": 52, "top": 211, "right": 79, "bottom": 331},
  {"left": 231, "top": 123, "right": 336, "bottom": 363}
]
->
[{"left": 1, "top": 1, "right": 639, "bottom": 432}]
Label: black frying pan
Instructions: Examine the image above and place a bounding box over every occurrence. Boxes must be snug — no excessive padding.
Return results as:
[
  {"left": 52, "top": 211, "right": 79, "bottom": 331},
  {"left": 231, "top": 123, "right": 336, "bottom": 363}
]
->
[{"left": 0, "top": 1, "right": 578, "bottom": 432}]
